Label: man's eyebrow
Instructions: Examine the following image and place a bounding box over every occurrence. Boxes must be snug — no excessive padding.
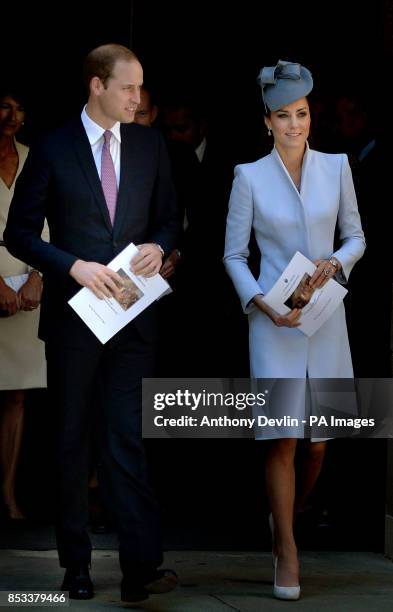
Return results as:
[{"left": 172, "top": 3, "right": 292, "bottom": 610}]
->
[{"left": 122, "top": 81, "right": 143, "bottom": 87}]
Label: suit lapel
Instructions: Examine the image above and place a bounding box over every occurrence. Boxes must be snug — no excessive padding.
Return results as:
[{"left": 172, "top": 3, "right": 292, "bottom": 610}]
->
[
  {"left": 112, "top": 127, "right": 139, "bottom": 237},
  {"left": 72, "top": 121, "right": 113, "bottom": 233}
]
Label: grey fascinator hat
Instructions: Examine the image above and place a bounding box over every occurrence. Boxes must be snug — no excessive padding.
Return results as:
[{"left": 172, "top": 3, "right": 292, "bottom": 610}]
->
[{"left": 257, "top": 60, "right": 313, "bottom": 112}]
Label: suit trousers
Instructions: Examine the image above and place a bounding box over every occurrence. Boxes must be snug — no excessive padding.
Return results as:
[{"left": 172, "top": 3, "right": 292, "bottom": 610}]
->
[{"left": 45, "top": 318, "right": 162, "bottom": 570}]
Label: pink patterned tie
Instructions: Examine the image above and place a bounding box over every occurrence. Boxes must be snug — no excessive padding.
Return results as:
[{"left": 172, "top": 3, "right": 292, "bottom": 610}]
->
[{"left": 101, "top": 130, "right": 118, "bottom": 224}]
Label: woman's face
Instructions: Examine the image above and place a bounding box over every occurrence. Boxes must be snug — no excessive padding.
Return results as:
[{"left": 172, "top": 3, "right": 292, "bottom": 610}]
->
[
  {"left": 265, "top": 97, "right": 310, "bottom": 151},
  {"left": 0, "top": 95, "right": 26, "bottom": 137}
]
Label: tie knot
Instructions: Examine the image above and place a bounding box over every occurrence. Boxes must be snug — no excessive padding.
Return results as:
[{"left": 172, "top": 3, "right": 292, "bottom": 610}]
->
[{"left": 104, "top": 130, "right": 112, "bottom": 145}]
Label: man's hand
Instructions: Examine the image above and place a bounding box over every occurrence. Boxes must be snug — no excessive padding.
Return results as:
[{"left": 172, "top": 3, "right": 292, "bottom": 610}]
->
[
  {"left": 18, "top": 271, "right": 42, "bottom": 311},
  {"left": 131, "top": 243, "right": 163, "bottom": 278},
  {"left": 160, "top": 249, "right": 181, "bottom": 280},
  {"left": 69, "top": 260, "right": 123, "bottom": 299},
  {"left": 0, "top": 277, "right": 19, "bottom": 316}
]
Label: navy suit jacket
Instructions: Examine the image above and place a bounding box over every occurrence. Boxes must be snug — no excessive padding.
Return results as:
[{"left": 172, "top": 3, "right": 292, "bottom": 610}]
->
[{"left": 5, "top": 119, "right": 179, "bottom": 344}]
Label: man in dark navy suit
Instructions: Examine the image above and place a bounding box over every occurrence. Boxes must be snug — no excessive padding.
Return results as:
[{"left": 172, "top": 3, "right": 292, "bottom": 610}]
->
[{"left": 5, "top": 44, "right": 179, "bottom": 604}]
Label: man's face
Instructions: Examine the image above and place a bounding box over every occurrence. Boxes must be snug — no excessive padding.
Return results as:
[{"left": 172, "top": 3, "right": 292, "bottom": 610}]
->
[
  {"left": 134, "top": 89, "right": 158, "bottom": 127},
  {"left": 163, "top": 108, "right": 203, "bottom": 148},
  {"left": 335, "top": 97, "right": 366, "bottom": 141},
  {"left": 97, "top": 59, "right": 143, "bottom": 125}
]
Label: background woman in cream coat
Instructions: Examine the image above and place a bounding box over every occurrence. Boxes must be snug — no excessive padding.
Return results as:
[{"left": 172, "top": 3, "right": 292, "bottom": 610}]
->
[
  {"left": 224, "top": 61, "right": 365, "bottom": 600},
  {"left": 0, "top": 88, "right": 48, "bottom": 519}
]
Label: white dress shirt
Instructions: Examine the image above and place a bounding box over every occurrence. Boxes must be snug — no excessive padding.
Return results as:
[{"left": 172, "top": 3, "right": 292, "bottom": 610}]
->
[
  {"left": 195, "top": 137, "right": 206, "bottom": 163},
  {"left": 81, "top": 106, "right": 121, "bottom": 188}
]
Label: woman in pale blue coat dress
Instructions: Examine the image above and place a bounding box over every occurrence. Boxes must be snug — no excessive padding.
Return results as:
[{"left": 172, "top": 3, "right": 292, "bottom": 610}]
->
[{"left": 224, "top": 61, "right": 365, "bottom": 600}]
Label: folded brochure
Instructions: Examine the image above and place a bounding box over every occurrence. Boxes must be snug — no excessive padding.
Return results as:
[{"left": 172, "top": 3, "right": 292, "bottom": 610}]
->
[
  {"left": 68, "top": 243, "right": 170, "bottom": 343},
  {"left": 261, "top": 251, "right": 347, "bottom": 337}
]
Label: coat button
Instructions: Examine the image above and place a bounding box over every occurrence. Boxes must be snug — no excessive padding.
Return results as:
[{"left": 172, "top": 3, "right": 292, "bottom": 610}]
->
[{"left": 113, "top": 241, "right": 118, "bottom": 248}]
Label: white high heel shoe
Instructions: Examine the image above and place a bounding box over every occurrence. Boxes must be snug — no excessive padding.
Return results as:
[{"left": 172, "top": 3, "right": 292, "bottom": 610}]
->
[
  {"left": 268, "top": 513, "right": 277, "bottom": 567},
  {"left": 273, "top": 557, "right": 301, "bottom": 601}
]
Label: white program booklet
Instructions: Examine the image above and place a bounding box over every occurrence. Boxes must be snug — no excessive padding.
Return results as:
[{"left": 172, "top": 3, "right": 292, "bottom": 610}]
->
[
  {"left": 262, "top": 251, "right": 347, "bottom": 337},
  {"left": 68, "top": 243, "right": 170, "bottom": 344}
]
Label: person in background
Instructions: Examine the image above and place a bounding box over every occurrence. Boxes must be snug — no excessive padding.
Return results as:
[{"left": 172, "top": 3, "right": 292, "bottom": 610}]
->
[
  {"left": 134, "top": 86, "right": 181, "bottom": 281},
  {"left": 334, "top": 92, "right": 392, "bottom": 377},
  {"left": 0, "top": 87, "right": 48, "bottom": 520},
  {"left": 134, "top": 86, "right": 159, "bottom": 127},
  {"left": 162, "top": 96, "right": 248, "bottom": 377},
  {"left": 224, "top": 60, "right": 365, "bottom": 600}
]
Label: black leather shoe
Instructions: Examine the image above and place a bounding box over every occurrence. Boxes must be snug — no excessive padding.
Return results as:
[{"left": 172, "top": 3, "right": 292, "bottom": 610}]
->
[
  {"left": 61, "top": 567, "right": 94, "bottom": 600},
  {"left": 121, "top": 568, "right": 178, "bottom": 603},
  {"left": 120, "top": 580, "right": 149, "bottom": 604},
  {"left": 144, "top": 568, "right": 178, "bottom": 594}
]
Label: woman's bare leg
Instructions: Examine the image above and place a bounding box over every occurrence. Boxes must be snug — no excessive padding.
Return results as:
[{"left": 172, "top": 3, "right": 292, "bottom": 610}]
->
[
  {"left": 294, "top": 441, "right": 327, "bottom": 516},
  {"left": 265, "top": 438, "right": 299, "bottom": 586},
  {"left": 0, "top": 390, "right": 25, "bottom": 519}
]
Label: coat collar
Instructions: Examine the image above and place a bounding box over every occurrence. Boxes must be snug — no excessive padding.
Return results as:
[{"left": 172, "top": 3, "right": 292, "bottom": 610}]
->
[
  {"left": 271, "top": 141, "right": 312, "bottom": 198},
  {"left": 81, "top": 105, "right": 121, "bottom": 146}
]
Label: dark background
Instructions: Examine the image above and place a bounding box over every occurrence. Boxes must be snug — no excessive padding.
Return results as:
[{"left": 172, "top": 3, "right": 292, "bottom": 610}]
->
[
  {"left": 2, "top": 1, "right": 387, "bottom": 142},
  {"left": 1, "top": 0, "right": 389, "bottom": 550}
]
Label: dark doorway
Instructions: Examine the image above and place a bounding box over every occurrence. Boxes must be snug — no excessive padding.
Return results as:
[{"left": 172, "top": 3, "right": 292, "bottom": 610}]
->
[{"left": 0, "top": 0, "right": 388, "bottom": 552}]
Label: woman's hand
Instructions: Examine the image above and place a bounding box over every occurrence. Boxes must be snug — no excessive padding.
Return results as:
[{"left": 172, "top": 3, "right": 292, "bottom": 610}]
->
[
  {"left": 18, "top": 271, "right": 42, "bottom": 311},
  {"left": 253, "top": 294, "right": 302, "bottom": 328},
  {"left": 311, "top": 258, "right": 341, "bottom": 289},
  {"left": 0, "top": 277, "right": 19, "bottom": 316}
]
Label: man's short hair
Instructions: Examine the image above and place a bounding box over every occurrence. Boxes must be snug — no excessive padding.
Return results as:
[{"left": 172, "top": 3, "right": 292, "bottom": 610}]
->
[{"left": 83, "top": 43, "right": 139, "bottom": 91}]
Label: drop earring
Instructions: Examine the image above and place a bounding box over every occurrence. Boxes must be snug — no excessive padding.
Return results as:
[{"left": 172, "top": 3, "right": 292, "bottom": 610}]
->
[{"left": 267, "top": 128, "right": 272, "bottom": 136}]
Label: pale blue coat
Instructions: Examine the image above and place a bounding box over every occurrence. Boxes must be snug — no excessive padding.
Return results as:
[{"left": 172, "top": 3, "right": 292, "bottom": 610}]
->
[{"left": 224, "top": 146, "right": 366, "bottom": 378}]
